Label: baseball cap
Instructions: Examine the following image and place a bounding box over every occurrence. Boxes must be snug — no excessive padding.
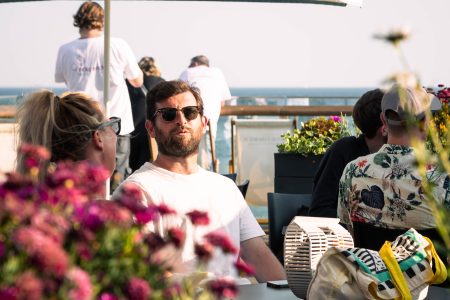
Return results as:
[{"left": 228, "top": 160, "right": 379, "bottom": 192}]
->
[{"left": 381, "top": 84, "right": 433, "bottom": 126}]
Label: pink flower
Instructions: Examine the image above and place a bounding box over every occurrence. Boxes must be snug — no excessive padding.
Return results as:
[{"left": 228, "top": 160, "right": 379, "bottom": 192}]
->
[
  {"left": 0, "top": 240, "right": 5, "bottom": 258},
  {"left": 186, "top": 210, "right": 210, "bottom": 226},
  {"left": 18, "top": 143, "right": 50, "bottom": 169},
  {"left": 234, "top": 259, "right": 255, "bottom": 276},
  {"left": 15, "top": 271, "right": 43, "bottom": 300},
  {"left": 66, "top": 267, "right": 93, "bottom": 300},
  {"left": 14, "top": 227, "right": 69, "bottom": 277},
  {"left": 116, "top": 183, "right": 146, "bottom": 214},
  {"left": 168, "top": 228, "right": 185, "bottom": 248},
  {"left": 156, "top": 203, "right": 177, "bottom": 216},
  {"left": 135, "top": 206, "right": 158, "bottom": 225},
  {"left": 330, "top": 115, "right": 342, "bottom": 123},
  {"left": 31, "top": 210, "right": 70, "bottom": 245},
  {"left": 126, "top": 277, "right": 152, "bottom": 300},
  {"left": 204, "top": 231, "right": 238, "bottom": 254},
  {"left": 98, "top": 293, "right": 119, "bottom": 300},
  {"left": 74, "top": 200, "right": 132, "bottom": 230},
  {"left": 194, "top": 241, "right": 214, "bottom": 262},
  {"left": 0, "top": 287, "right": 18, "bottom": 300},
  {"left": 208, "top": 277, "right": 238, "bottom": 299}
]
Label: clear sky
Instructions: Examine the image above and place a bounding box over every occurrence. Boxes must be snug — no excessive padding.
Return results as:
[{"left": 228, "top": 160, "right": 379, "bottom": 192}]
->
[{"left": 0, "top": 0, "right": 449, "bottom": 88}]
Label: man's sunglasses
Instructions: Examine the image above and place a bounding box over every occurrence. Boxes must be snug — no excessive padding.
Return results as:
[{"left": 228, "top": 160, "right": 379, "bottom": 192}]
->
[
  {"left": 153, "top": 106, "right": 201, "bottom": 122},
  {"left": 97, "top": 117, "right": 121, "bottom": 135}
]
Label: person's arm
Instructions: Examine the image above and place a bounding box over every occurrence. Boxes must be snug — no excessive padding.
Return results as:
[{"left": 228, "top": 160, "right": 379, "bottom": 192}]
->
[
  {"left": 128, "top": 70, "right": 143, "bottom": 88},
  {"left": 240, "top": 237, "right": 286, "bottom": 282}
]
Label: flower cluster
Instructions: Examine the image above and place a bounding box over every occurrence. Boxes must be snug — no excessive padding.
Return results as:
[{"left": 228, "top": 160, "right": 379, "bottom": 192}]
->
[
  {"left": 0, "top": 144, "right": 253, "bottom": 299},
  {"left": 277, "top": 116, "right": 351, "bottom": 156},
  {"left": 426, "top": 84, "right": 450, "bottom": 152}
]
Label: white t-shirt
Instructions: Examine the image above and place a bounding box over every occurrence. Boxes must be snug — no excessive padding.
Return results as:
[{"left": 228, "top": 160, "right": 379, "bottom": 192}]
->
[
  {"left": 179, "top": 66, "right": 231, "bottom": 138},
  {"left": 55, "top": 36, "right": 141, "bottom": 134},
  {"left": 113, "top": 163, "right": 264, "bottom": 278}
]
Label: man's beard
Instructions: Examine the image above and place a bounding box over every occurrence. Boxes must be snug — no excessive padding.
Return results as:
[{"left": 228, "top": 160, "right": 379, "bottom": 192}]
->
[{"left": 154, "top": 125, "right": 202, "bottom": 158}]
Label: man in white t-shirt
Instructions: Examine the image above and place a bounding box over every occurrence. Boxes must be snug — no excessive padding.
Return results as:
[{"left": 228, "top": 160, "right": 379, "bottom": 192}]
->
[
  {"left": 179, "top": 55, "right": 231, "bottom": 170},
  {"left": 55, "top": 1, "right": 143, "bottom": 188},
  {"left": 113, "top": 80, "right": 285, "bottom": 282}
]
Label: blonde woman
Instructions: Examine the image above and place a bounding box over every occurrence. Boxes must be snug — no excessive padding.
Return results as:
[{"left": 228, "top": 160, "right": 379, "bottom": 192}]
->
[{"left": 16, "top": 90, "right": 119, "bottom": 175}]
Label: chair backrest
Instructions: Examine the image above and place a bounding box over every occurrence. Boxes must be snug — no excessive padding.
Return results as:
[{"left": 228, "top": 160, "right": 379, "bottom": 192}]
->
[
  {"left": 221, "top": 173, "right": 237, "bottom": 182},
  {"left": 237, "top": 179, "right": 250, "bottom": 198},
  {"left": 267, "top": 192, "right": 312, "bottom": 263}
]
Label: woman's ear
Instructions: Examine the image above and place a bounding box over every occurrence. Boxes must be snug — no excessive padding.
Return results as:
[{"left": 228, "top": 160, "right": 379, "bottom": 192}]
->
[
  {"left": 92, "top": 130, "right": 104, "bottom": 150},
  {"left": 145, "top": 120, "right": 156, "bottom": 138}
]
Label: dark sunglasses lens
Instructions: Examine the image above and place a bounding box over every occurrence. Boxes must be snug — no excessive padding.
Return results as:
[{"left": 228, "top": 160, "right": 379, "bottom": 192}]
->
[
  {"left": 161, "top": 109, "right": 177, "bottom": 122},
  {"left": 112, "top": 122, "right": 120, "bottom": 135},
  {"left": 183, "top": 107, "right": 199, "bottom": 120}
]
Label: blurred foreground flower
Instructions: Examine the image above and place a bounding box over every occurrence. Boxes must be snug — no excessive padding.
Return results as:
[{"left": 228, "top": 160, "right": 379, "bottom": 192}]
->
[{"left": 0, "top": 144, "right": 247, "bottom": 299}]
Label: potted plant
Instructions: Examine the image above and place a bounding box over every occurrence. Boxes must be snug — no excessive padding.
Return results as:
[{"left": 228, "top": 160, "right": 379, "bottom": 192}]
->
[{"left": 274, "top": 116, "right": 351, "bottom": 194}]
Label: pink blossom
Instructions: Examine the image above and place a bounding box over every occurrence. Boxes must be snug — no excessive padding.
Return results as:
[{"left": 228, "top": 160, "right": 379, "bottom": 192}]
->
[
  {"left": 208, "top": 277, "right": 238, "bottom": 299},
  {"left": 14, "top": 226, "right": 69, "bottom": 277},
  {"left": 98, "top": 293, "right": 119, "bottom": 300},
  {"left": 126, "top": 277, "right": 152, "bottom": 300},
  {"left": 31, "top": 210, "right": 69, "bottom": 245},
  {"left": 0, "top": 287, "right": 18, "bottom": 300},
  {"left": 135, "top": 206, "right": 158, "bottom": 225},
  {"left": 234, "top": 259, "right": 255, "bottom": 276},
  {"left": 18, "top": 143, "right": 50, "bottom": 169},
  {"left": 186, "top": 210, "right": 210, "bottom": 226},
  {"left": 330, "top": 115, "right": 342, "bottom": 123},
  {"left": 204, "top": 231, "right": 238, "bottom": 254},
  {"left": 168, "top": 228, "right": 185, "bottom": 248},
  {"left": 75, "top": 200, "right": 132, "bottom": 230},
  {"left": 66, "top": 267, "right": 93, "bottom": 300},
  {"left": 194, "top": 241, "right": 214, "bottom": 262},
  {"left": 116, "top": 183, "right": 146, "bottom": 213},
  {"left": 0, "top": 240, "right": 5, "bottom": 258},
  {"left": 15, "top": 271, "right": 43, "bottom": 300},
  {"left": 156, "top": 203, "right": 177, "bottom": 216}
]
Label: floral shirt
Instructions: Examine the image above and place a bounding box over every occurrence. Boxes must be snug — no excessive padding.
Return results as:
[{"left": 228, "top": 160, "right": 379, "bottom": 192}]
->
[{"left": 338, "top": 144, "right": 450, "bottom": 230}]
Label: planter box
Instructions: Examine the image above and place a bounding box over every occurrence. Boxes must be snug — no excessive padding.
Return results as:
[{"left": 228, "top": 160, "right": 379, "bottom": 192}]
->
[{"left": 274, "top": 153, "right": 323, "bottom": 194}]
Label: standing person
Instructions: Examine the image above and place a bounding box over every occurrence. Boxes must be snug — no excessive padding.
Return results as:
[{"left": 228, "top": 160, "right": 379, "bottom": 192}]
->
[
  {"left": 179, "top": 55, "right": 231, "bottom": 170},
  {"left": 309, "top": 89, "right": 387, "bottom": 218},
  {"left": 127, "top": 56, "right": 165, "bottom": 172},
  {"left": 114, "top": 80, "right": 286, "bottom": 282},
  {"left": 338, "top": 84, "right": 449, "bottom": 249},
  {"left": 55, "top": 1, "right": 143, "bottom": 188}
]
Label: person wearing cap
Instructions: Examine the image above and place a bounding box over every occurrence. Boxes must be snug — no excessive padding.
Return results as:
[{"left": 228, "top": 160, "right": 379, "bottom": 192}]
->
[
  {"left": 179, "top": 55, "right": 231, "bottom": 170},
  {"left": 337, "top": 84, "right": 450, "bottom": 250}
]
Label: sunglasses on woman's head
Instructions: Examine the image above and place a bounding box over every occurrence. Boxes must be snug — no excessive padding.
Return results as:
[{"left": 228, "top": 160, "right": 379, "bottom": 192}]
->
[
  {"left": 97, "top": 117, "right": 121, "bottom": 135},
  {"left": 153, "top": 106, "right": 200, "bottom": 122}
]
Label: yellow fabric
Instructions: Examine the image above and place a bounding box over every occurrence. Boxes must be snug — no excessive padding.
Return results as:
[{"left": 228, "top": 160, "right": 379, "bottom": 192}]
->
[
  {"left": 423, "top": 236, "right": 448, "bottom": 284},
  {"left": 379, "top": 241, "right": 412, "bottom": 300}
]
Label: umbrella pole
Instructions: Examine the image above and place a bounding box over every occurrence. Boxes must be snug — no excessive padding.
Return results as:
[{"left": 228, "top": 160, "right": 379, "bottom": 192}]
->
[{"left": 104, "top": 0, "right": 111, "bottom": 198}]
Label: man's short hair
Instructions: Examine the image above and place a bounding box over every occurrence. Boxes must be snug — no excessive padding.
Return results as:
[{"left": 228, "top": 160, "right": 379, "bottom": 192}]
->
[
  {"left": 73, "top": 1, "right": 104, "bottom": 30},
  {"left": 189, "top": 55, "right": 209, "bottom": 67},
  {"left": 146, "top": 80, "right": 204, "bottom": 121},
  {"left": 382, "top": 84, "right": 432, "bottom": 127},
  {"left": 352, "top": 89, "right": 384, "bottom": 139}
]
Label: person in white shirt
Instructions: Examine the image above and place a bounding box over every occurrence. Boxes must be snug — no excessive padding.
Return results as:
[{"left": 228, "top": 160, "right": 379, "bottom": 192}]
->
[
  {"left": 113, "top": 80, "right": 286, "bottom": 282},
  {"left": 55, "top": 1, "right": 143, "bottom": 189},
  {"left": 179, "top": 55, "right": 231, "bottom": 170}
]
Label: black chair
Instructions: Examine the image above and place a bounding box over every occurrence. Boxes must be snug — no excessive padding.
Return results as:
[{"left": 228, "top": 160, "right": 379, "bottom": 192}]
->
[
  {"left": 267, "top": 192, "right": 312, "bottom": 264},
  {"left": 221, "top": 173, "right": 237, "bottom": 182},
  {"left": 237, "top": 179, "right": 250, "bottom": 198}
]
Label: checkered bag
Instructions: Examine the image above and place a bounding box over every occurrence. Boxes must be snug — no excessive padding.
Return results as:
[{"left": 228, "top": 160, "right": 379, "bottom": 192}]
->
[{"left": 307, "top": 228, "right": 447, "bottom": 300}]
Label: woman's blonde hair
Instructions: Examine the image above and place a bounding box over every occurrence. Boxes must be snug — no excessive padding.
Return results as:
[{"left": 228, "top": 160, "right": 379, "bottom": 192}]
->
[{"left": 16, "top": 90, "right": 104, "bottom": 174}]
